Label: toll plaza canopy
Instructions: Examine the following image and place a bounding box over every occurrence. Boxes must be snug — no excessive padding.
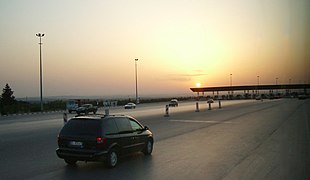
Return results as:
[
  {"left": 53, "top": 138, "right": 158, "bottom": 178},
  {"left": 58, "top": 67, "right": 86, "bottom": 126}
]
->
[{"left": 190, "top": 84, "right": 310, "bottom": 93}]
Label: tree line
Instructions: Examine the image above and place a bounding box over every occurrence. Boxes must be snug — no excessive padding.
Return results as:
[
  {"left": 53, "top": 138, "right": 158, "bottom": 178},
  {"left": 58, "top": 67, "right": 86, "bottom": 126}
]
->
[
  {"left": 0, "top": 83, "right": 66, "bottom": 115},
  {"left": 1, "top": 83, "right": 194, "bottom": 116}
]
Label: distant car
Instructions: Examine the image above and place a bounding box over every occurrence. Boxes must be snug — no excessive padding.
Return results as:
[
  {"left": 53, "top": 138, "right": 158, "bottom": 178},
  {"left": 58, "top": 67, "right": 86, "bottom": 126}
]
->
[
  {"left": 255, "top": 95, "right": 262, "bottom": 100},
  {"left": 207, "top": 99, "right": 214, "bottom": 103},
  {"left": 124, "top": 103, "right": 136, "bottom": 109},
  {"left": 76, "top": 104, "right": 98, "bottom": 115},
  {"left": 298, "top": 95, "right": 309, "bottom": 100},
  {"left": 56, "top": 114, "right": 153, "bottom": 168},
  {"left": 169, "top": 99, "right": 178, "bottom": 107}
]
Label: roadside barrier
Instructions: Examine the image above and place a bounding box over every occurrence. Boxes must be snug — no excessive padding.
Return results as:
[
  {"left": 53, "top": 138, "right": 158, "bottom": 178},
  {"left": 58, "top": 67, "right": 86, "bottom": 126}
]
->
[
  {"left": 0, "top": 110, "right": 66, "bottom": 117},
  {"left": 164, "top": 105, "right": 169, "bottom": 117},
  {"left": 105, "top": 109, "right": 109, "bottom": 115},
  {"left": 195, "top": 102, "right": 200, "bottom": 112}
]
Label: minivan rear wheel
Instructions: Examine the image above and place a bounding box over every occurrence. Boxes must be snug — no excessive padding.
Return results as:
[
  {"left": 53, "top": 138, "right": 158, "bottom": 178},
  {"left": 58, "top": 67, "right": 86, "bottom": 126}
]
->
[
  {"left": 105, "top": 149, "right": 118, "bottom": 168},
  {"left": 64, "top": 159, "right": 77, "bottom": 165}
]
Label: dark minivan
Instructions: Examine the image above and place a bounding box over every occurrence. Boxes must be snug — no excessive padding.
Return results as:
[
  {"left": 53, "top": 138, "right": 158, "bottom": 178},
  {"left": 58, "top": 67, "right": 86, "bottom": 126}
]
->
[{"left": 56, "top": 115, "right": 153, "bottom": 168}]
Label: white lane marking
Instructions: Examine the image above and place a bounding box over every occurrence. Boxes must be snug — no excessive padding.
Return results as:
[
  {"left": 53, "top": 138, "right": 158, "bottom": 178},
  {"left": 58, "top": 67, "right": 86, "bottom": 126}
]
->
[{"left": 169, "top": 119, "right": 234, "bottom": 124}]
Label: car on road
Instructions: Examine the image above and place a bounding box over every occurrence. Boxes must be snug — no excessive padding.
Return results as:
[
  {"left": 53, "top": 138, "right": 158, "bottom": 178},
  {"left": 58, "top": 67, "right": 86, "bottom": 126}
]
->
[
  {"left": 76, "top": 104, "right": 98, "bottom": 115},
  {"left": 124, "top": 103, "right": 136, "bottom": 109},
  {"left": 298, "top": 94, "right": 309, "bottom": 100},
  {"left": 207, "top": 99, "right": 214, "bottom": 103},
  {"left": 169, "top": 99, "right": 178, "bottom": 107},
  {"left": 255, "top": 95, "right": 262, "bottom": 100},
  {"left": 56, "top": 114, "right": 153, "bottom": 168}
]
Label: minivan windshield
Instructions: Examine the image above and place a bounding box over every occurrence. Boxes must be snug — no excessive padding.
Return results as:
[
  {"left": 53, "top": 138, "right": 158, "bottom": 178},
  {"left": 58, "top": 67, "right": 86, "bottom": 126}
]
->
[{"left": 60, "top": 119, "right": 101, "bottom": 136}]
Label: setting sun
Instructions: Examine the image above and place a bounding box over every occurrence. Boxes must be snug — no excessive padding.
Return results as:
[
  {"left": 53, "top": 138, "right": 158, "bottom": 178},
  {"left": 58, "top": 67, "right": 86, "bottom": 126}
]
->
[{"left": 196, "top": 83, "right": 201, "bottom": 87}]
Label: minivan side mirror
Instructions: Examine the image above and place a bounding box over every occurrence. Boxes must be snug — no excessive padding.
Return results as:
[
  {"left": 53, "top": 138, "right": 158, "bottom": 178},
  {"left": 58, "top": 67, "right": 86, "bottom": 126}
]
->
[{"left": 144, "top": 126, "right": 149, "bottom": 130}]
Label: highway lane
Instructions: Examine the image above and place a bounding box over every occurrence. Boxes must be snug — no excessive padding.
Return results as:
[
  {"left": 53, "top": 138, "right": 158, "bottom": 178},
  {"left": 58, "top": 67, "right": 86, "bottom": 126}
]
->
[
  {"left": 0, "top": 100, "right": 255, "bottom": 135},
  {"left": 0, "top": 99, "right": 309, "bottom": 179}
]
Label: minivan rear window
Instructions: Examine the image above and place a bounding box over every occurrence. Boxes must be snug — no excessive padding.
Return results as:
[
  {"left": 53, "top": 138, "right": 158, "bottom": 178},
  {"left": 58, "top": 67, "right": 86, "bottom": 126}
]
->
[{"left": 60, "top": 119, "right": 101, "bottom": 136}]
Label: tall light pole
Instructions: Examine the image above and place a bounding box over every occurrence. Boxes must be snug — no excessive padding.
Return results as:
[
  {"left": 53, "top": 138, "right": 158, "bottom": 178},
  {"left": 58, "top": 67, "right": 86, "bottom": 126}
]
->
[
  {"left": 289, "top": 78, "right": 291, "bottom": 94},
  {"left": 257, "top": 75, "right": 260, "bottom": 95},
  {"left": 230, "top": 74, "right": 233, "bottom": 96},
  {"left": 36, "top": 33, "right": 44, "bottom": 112},
  {"left": 135, "top": 58, "right": 139, "bottom": 104},
  {"left": 276, "top": 77, "right": 278, "bottom": 95}
]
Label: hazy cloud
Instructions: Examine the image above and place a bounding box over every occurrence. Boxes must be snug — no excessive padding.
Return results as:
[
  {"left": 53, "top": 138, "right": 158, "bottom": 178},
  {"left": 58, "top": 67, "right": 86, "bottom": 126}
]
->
[
  {"left": 167, "top": 73, "right": 207, "bottom": 82},
  {"left": 177, "top": 73, "right": 207, "bottom": 77},
  {"left": 170, "top": 77, "right": 192, "bottom": 82}
]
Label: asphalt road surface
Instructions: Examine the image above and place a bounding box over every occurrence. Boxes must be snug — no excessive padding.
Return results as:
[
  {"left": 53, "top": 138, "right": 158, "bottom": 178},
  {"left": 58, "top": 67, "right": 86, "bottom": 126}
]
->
[{"left": 0, "top": 99, "right": 309, "bottom": 180}]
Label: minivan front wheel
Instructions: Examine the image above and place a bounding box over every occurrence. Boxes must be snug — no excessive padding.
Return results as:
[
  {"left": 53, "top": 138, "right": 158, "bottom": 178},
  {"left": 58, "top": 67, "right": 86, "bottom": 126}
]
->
[
  {"left": 105, "top": 149, "right": 118, "bottom": 168},
  {"left": 143, "top": 139, "right": 153, "bottom": 155}
]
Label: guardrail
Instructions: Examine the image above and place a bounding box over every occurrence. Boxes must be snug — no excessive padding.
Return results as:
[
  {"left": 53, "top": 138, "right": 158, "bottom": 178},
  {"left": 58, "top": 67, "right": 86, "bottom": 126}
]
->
[{"left": 0, "top": 110, "right": 66, "bottom": 117}]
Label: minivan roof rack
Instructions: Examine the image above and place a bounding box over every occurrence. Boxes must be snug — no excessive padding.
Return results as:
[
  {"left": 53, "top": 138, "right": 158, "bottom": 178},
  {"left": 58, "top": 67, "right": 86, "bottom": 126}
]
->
[{"left": 74, "top": 114, "right": 127, "bottom": 118}]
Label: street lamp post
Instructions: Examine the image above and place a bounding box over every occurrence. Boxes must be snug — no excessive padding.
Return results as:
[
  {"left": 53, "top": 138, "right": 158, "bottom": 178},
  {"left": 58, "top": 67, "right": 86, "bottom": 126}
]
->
[
  {"left": 257, "top": 75, "right": 260, "bottom": 95},
  {"left": 276, "top": 77, "right": 278, "bottom": 95},
  {"left": 135, "top": 58, "right": 139, "bottom": 104},
  {"left": 289, "top": 78, "right": 291, "bottom": 95},
  {"left": 230, "top": 74, "right": 233, "bottom": 97},
  {"left": 36, "top": 33, "right": 45, "bottom": 112}
]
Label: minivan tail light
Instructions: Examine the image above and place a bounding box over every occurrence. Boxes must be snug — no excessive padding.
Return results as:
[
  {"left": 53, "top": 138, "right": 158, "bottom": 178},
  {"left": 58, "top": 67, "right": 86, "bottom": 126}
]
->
[
  {"left": 96, "top": 137, "right": 106, "bottom": 144},
  {"left": 96, "top": 137, "right": 107, "bottom": 148}
]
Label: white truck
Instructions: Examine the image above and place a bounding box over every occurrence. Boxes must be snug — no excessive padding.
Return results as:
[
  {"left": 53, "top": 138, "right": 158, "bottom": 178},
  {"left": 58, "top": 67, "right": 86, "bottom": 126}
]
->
[{"left": 66, "top": 100, "right": 78, "bottom": 113}]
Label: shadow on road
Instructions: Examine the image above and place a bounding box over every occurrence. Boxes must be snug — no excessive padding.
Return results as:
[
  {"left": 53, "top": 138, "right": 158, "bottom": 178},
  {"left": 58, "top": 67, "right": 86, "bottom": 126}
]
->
[{"left": 60, "top": 152, "right": 154, "bottom": 179}]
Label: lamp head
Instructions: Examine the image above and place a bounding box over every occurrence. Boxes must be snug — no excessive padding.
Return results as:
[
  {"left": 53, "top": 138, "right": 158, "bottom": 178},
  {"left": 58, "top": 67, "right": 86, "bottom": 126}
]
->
[{"left": 36, "top": 33, "right": 45, "bottom": 37}]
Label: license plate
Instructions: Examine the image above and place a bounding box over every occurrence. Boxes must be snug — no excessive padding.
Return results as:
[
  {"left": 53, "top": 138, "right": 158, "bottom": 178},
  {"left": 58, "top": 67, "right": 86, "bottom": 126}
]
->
[{"left": 69, "top": 141, "right": 83, "bottom": 147}]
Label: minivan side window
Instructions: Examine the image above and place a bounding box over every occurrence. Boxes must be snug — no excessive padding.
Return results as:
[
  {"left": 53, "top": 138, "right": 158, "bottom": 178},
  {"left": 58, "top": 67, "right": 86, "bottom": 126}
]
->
[
  {"left": 129, "top": 119, "right": 143, "bottom": 131},
  {"left": 114, "top": 117, "right": 132, "bottom": 133},
  {"left": 103, "top": 118, "right": 118, "bottom": 135}
]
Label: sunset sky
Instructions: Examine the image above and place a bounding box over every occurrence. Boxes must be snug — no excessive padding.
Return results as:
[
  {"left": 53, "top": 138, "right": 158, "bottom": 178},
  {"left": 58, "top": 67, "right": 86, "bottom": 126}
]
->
[{"left": 1, "top": 0, "right": 309, "bottom": 98}]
